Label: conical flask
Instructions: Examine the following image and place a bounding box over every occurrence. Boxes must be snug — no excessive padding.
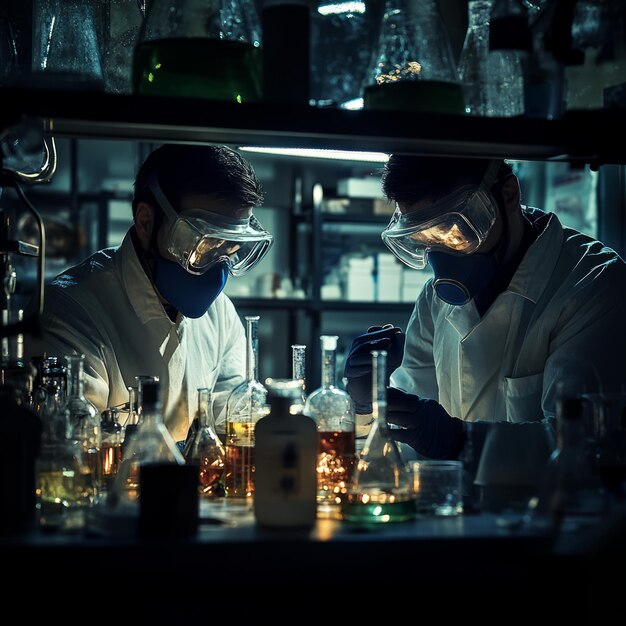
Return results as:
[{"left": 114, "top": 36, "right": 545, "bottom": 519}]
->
[
  {"left": 303, "top": 335, "right": 355, "bottom": 516},
  {"left": 31, "top": 0, "right": 105, "bottom": 90},
  {"left": 133, "top": 0, "right": 262, "bottom": 101},
  {"left": 108, "top": 379, "right": 184, "bottom": 508},
  {"left": 343, "top": 350, "right": 416, "bottom": 523},
  {"left": 362, "top": 0, "right": 464, "bottom": 114},
  {"left": 457, "top": 0, "right": 524, "bottom": 116},
  {"left": 224, "top": 315, "right": 268, "bottom": 499},
  {"left": 185, "top": 388, "right": 227, "bottom": 498}
]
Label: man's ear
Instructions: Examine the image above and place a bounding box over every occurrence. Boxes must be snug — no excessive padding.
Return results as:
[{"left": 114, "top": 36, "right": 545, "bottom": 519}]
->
[
  {"left": 134, "top": 202, "right": 155, "bottom": 250},
  {"left": 500, "top": 173, "right": 521, "bottom": 212}
]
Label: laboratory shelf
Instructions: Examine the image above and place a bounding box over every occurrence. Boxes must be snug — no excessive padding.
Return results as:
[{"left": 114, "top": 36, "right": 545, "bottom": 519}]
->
[{"left": 2, "top": 87, "right": 624, "bottom": 166}]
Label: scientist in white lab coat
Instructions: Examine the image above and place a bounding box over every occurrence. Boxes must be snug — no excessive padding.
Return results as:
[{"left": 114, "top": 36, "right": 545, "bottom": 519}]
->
[
  {"left": 344, "top": 155, "right": 626, "bottom": 466},
  {"left": 26, "top": 144, "right": 273, "bottom": 442}
]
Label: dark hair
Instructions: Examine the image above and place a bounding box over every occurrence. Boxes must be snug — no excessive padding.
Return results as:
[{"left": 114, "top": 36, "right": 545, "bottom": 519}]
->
[
  {"left": 132, "top": 144, "right": 264, "bottom": 218},
  {"left": 381, "top": 155, "right": 512, "bottom": 204}
]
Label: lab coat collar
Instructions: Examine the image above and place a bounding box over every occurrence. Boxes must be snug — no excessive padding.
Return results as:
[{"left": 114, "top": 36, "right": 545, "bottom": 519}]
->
[
  {"left": 118, "top": 230, "right": 178, "bottom": 326},
  {"left": 444, "top": 208, "right": 562, "bottom": 338},
  {"left": 506, "top": 207, "right": 563, "bottom": 304}
]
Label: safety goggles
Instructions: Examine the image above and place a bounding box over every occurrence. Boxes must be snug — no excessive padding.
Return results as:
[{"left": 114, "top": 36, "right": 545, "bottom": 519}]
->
[
  {"left": 381, "top": 160, "right": 501, "bottom": 269},
  {"left": 148, "top": 172, "right": 273, "bottom": 276}
]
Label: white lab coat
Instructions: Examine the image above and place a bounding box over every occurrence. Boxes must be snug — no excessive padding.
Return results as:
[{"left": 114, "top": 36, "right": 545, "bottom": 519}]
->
[
  {"left": 25, "top": 231, "right": 246, "bottom": 442},
  {"left": 391, "top": 207, "right": 626, "bottom": 427}
]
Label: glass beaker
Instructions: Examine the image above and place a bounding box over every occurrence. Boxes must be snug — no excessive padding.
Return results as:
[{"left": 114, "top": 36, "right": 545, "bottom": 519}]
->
[
  {"left": 185, "top": 388, "right": 227, "bottom": 498},
  {"left": 362, "top": 0, "right": 464, "bottom": 114},
  {"left": 133, "top": 0, "right": 262, "bottom": 102},
  {"left": 303, "top": 335, "right": 355, "bottom": 516},
  {"left": 224, "top": 315, "right": 268, "bottom": 499},
  {"left": 458, "top": 0, "right": 525, "bottom": 116},
  {"left": 343, "top": 350, "right": 416, "bottom": 523},
  {"left": 31, "top": 0, "right": 105, "bottom": 90}
]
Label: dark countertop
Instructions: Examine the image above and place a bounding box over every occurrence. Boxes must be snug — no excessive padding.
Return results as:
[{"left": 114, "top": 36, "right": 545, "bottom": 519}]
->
[{"left": 3, "top": 503, "right": 625, "bottom": 621}]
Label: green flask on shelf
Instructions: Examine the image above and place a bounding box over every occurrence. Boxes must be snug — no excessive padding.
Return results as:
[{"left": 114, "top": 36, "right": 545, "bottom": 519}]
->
[{"left": 133, "top": 0, "right": 262, "bottom": 102}]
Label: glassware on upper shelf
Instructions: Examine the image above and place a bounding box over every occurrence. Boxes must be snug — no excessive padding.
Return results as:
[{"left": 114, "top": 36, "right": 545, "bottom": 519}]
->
[
  {"left": 31, "top": 0, "right": 105, "bottom": 91},
  {"left": 458, "top": 0, "right": 525, "bottom": 117},
  {"left": 303, "top": 335, "right": 355, "bottom": 517},
  {"left": 108, "top": 379, "right": 184, "bottom": 508},
  {"left": 343, "top": 350, "right": 416, "bottom": 524},
  {"left": 133, "top": 0, "right": 262, "bottom": 102},
  {"left": 290, "top": 343, "right": 307, "bottom": 414},
  {"left": 224, "top": 315, "right": 269, "bottom": 499},
  {"left": 185, "top": 388, "right": 227, "bottom": 498},
  {"left": 362, "top": 0, "right": 464, "bottom": 114}
]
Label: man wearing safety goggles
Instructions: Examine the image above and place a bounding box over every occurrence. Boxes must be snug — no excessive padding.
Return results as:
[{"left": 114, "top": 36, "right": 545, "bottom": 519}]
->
[
  {"left": 344, "top": 155, "right": 626, "bottom": 494},
  {"left": 26, "top": 144, "right": 272, "bottom": 443}
]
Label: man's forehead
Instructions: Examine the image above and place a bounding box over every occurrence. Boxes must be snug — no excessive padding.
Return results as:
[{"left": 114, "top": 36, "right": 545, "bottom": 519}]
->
[{"left": 179, "top": 192, "right": 252, "bottom": 218}]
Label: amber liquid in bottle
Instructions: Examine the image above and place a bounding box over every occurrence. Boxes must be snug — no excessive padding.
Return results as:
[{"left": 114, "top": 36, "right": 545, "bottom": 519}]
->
[
  {"left": 224, "top": 419, "right": 256, "bottom": 498},
  {"left": 317, "top": 430, "right": 356, "bottom": 506}
]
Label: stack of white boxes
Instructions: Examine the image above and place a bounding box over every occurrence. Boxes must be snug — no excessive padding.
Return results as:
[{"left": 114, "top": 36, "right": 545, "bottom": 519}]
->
[
  {"left": 343, "top": 255, "right": 375, "bottom": 301},
  {"left": 402, "top": 266, "right": 433, "bottom": 302},
  {"left": 376, "top": 253, "right": 403, "bottom": 302}
]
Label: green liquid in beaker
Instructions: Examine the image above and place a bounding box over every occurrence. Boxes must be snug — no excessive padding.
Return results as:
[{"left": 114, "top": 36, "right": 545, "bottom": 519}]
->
[{"left": 133, "top": 38, "right": 262, "bottom": 102}]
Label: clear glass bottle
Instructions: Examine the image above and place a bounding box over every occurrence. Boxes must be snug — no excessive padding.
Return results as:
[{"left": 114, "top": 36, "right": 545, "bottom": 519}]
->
[
  {"left": 31, "top": 0, "right": 105, "bottom": 91},
  {"left": 303, "top": 335, "right": 355, "bottom": 517},
  {"left": 290, "top": 343, "right": 307, "bottom": 414},
  {"left": 122, "top": 384, "right": 139, "bottom": 453},
  {"left": 133, "top": 0, "right": 262, "bottom": 102},
  {"left": 108, "top": 379, "right": 184, "bottom": 507},
  {"left": 60, "top": 355, "right": 102, "bottom": 495},
  {"left": 35, "top": 393, "right": 94, "bottom": 531},
  {"left": 99, "top": 408, "right": 124, "bottom": 492},
  {"left": 362, "top": 0, "right": 464, "bottom": 114},
  {"left": 224, "top": 315, "right": 268, "bottom": 499},
  {"left": 527, "top": 396, "right": 605, "bottom": 529},
  {"left": 185, "top": 388, "right": 227, "bottom": 498},
  {"left": 343, "top": 350, "right": 416, "bottom": 523},
  {"left": 458, "top": 0, "right": 524, "bottom": 116}
]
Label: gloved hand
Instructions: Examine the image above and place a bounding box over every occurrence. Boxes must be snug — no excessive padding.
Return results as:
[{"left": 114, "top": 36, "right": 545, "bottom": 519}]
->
[
  {"left": 387, "top": 387, "right": 465, "bottom": 459},
  {"left": 344, "top": 324, "right": 405, "bottom": 414}
]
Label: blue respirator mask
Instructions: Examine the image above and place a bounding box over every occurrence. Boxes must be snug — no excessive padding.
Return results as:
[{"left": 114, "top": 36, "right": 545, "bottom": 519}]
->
[
  {"left": 146, "top": 172, "right": 273, "bottom": 318},
  {"left": 381, "top": 161, "right": 502, "bottom": 306}
]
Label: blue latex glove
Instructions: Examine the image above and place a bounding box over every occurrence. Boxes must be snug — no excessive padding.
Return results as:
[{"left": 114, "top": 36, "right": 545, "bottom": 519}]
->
[
  {"left": 386, "top": 387, "right": 465, "bottom": 459},
  {"left": 344, "top": 324, "right": 405, "bottom": 414}
]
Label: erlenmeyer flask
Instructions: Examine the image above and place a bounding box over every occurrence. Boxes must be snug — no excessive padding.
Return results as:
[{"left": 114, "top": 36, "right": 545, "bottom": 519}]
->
[
  {"left": 458, "top": 0, "right": 525, "bottom": 116},
  {"left": 32, "top": 0, "right": 105, "bottom": 90},
  {"left": 133, "top": 0, "right": 262, "bottom": 102},
  {"left": 343, "top": 350, "right": 416, "bottom": 523},
  {"left": 224, "top": 315, "right": 269, "bottom": 499},
  {"left": 185, "top": 388, "right": 227, "bottom": 498},
  {"left": 108, "top": 379, "right": 184, "bottom": 508},
  {"left": 303, "top": 335, "right": 355, "bottom": 517},
  {"left": 290, "top": 343, "right": 307, "bottom": 414},
  {"left": 362, "top": 0, "right": 464, "bottom": 114}
]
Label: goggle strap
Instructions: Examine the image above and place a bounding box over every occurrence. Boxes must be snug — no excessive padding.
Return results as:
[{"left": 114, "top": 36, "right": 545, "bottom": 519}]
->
[
  {"left": 146, "top": 171, "right": 179, "bottom": 222},
  {"left": 481, "top": 160, "right": 501, "bottom": 191}
]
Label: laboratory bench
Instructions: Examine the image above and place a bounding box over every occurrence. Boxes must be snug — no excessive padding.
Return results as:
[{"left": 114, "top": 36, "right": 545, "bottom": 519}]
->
[{"left": 2, "top": 504, "right": 624, "bottom": 621}]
